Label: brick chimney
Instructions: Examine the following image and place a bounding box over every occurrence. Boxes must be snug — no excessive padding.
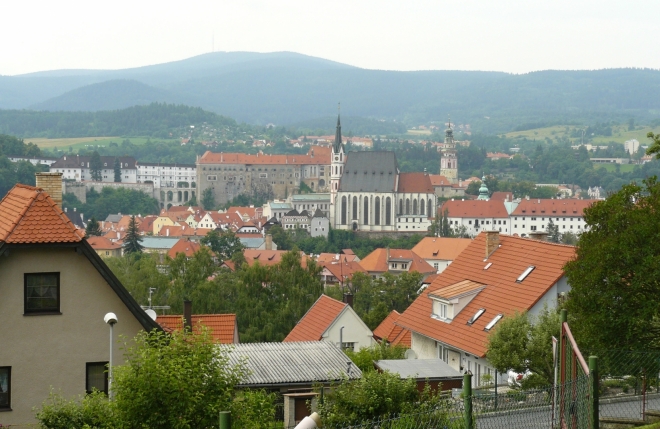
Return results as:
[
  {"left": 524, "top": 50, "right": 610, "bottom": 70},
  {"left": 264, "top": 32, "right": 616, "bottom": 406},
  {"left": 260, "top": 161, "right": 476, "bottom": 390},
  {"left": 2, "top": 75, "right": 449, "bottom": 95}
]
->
[
  {"left": 485, "top": 231, "right": 500, "bottom": 258},
  {"left": 183, "top": 300, "right": 193, "bottom": 332},
  {"left": 529, "top": 231, "right": 549, "bottom": 241},
  {"left": 343, "top": 292, "right": 354, "bottom": 308},
  {"left": 265, "top": 234, "right": 273, "bottom": 250},
  {"left": 35, "top": 172, "right": 63, "bottom": 208}
]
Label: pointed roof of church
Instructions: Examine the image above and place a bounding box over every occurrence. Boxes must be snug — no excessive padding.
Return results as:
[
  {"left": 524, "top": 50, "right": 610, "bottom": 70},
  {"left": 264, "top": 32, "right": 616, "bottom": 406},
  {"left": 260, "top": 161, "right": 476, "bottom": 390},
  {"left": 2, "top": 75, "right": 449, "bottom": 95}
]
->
[
  {"left": 333, "top": 114, "right": 343, "bottom": 154},
  {"left": 0, "top": 184, "right": 85, "bottom": 243}
]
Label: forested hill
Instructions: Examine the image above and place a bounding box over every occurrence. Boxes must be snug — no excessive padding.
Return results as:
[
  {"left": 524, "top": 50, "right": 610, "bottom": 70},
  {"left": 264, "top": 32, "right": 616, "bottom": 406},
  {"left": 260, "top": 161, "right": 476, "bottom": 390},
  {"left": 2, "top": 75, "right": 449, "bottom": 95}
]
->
[
  {"left": 2, "top": 52, "right": 660, "bottom": 133},
  {"left": 0, "top": 104, "right": 237, "bottom": 138}
]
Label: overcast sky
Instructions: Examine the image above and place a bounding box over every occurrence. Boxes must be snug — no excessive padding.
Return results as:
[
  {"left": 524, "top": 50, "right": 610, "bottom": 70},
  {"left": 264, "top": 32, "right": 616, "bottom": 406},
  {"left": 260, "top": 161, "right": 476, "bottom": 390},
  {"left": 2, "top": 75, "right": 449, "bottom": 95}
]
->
[{"left": 2, "top": 0, "right": 658, "bottom": 76}]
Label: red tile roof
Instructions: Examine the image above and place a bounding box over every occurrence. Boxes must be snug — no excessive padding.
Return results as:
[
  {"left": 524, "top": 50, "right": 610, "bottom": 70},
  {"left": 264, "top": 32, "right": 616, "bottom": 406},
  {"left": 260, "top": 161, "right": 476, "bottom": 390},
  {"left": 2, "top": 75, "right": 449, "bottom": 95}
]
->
[
  {"left": 317, "top": 252, "right": 359, "bottom": 264},
  {"left": 387, "top": 324, "right": 412, "bottom": 347},
  {"left": 167, "top": 239, "right": 202, "bottom": 259},
  {"left": 511, "top": 199, "right": 596, "bottom": 217},
  {"left": 156, "top": 314, "right": 238, "bottom": 343},
  {"left": 359, "top": 248, "right": 435, "bottom": 275},
  {"left": 440, "top": 199, "right": 509, "bottom": 219},
  {"left": 0, "top": 184, "right": 84, "bottom": 243},
  {"left": 373, "top": 310, "right": 401, "bottom": 340},
  {"left": 412, "top": 237, "right": 472, "bottom": 261},
  {"left": 321, "top": 260, "right": 367, "bottom": 281},
  {"left": 397, "top": 172, "right": 435, "bottom": 193},
  {"left": 489, "top": 191, "right": 514, "bottom": 202},
  {"left": 87, "top": 236, "right": 122, "bottom": 250},
  {"left": 429, "top": 174, "right": 453, "bottom": 186},
  {"left": 395, "top": 232, "right": 576, "bottom": 357},
  {"left": 243, "top": 249, "right": 310, "bottom": 267},
  {"left": 284, "top": 295, "right": 347, "bottom": 342},
  {"left": 198, "top": 145, "right": 330, "bottom": 165},
  {"left": 373, "top": 310, "right": 412, "bottom": 347}
]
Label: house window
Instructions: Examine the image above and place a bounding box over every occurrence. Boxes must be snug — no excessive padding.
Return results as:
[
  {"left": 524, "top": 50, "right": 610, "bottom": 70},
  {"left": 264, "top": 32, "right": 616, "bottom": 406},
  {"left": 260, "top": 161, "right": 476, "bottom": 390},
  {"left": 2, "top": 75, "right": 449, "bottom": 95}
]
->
[
  {"left": 0, "top": 367, "right": 10, "bottom": 410},
  {"left": 25, "top": 272, "right": 60, "bottom": 314},
  {"left": 341, "top": 342, "right": 355, "bottom": 352},
  {"left": 433, "top": 263, "right": 439, "bottom": 270},
  {"left": 439, "top": 303, "right": 448, "bottom": 319},
  {"left": 86, "top": 362, "right": 108, "bottom": 394}
]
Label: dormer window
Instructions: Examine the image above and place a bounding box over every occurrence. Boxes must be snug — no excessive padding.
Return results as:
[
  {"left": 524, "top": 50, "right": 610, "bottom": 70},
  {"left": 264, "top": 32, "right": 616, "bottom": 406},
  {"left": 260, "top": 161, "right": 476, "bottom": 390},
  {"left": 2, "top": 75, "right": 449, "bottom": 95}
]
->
[
  {"left": 432, "top": 300, "right": 450, "bottom": 320},
  {"left": 484, "top": 314, "right": 503, "bottom": 331},
  {"left": 467, "top": 308, "right": 485, "bottom": 325}
]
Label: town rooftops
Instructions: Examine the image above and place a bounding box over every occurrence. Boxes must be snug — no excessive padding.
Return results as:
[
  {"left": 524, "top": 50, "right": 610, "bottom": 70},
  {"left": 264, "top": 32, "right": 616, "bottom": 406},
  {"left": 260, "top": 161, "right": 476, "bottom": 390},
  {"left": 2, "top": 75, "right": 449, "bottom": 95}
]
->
[
  {"left": 511, "top": 198, "right": 596, "bottom": 216},
  {"left": 51, "top": 155, "right": 136, "bottom": 169},
  {"left": 198, "top": 146, "right": 330, "bottom": 166},
  {"left": 157, "top": 314, "right": 238, "bottom": 343},
  {"left": 412, "top": 237, "right": 472, "bottom": 261},
  {"left": 284, "top": 294, "right": 348, "bottom": 342},
  {"left": 87, "top": 236, "right": 123, "bottom": 251},
  {"left": 0, "top": 184, "right": 85, "bottom": 244},
  {"left": 224, "top": 341, "right": 361, "bottom": 387},
  {"left": 397, "top": 172, "right": 434, "bottom": 193},
  {"left": 339, "top": 151, "right": 398, "bottom": 193},
  {"left": 440, "top": 199, "right": 509, "bottom": 218},
  {"left": 396, "top": 232, "right": 576, "bottom": 357},
  {"left": 429, "top": 174, "right": 453, "bottom": 186},
  {"left": 167, "top": 239, "right": 202, "bottom": 259},
  {"left": 358, "top": 248, "right": 435, "bottom": 274}
]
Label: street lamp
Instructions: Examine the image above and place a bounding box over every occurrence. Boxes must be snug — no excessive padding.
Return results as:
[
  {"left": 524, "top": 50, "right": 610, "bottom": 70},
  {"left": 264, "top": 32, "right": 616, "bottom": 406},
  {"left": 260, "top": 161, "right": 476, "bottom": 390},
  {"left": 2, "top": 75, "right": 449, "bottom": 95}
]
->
[{"left": 104, "top": 312, "right": 118, "bottom": 399}]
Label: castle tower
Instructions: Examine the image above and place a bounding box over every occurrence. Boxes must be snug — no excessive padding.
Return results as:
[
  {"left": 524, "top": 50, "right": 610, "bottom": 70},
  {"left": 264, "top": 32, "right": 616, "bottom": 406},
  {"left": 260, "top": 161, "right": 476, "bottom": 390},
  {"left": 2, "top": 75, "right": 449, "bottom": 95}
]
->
[
  {"left": 329, "top": 113, "right": 345, "bottom": 225},
  {"left": 439, "top": 119, "right": 458, "bottom": 184}
]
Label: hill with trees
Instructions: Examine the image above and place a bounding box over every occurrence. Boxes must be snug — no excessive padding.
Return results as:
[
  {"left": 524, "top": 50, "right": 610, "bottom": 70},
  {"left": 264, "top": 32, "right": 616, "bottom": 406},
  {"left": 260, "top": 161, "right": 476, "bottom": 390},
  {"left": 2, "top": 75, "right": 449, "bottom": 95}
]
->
[{"left": 2, "top": 52, "right": 660, "bottom": 133}]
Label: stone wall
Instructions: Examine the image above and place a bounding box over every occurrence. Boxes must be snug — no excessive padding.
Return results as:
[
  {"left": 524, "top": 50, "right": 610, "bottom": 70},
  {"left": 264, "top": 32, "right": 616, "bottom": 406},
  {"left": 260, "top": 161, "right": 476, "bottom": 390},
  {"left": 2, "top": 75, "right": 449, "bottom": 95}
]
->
[{"left": 354, "top": 230, "right": 426, "bottom": 240}]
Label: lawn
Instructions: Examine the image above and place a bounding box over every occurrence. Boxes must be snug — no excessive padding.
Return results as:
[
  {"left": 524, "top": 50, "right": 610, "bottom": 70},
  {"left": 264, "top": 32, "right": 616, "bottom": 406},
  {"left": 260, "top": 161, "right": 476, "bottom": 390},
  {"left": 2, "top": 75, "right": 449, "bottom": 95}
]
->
[
  {"left": 503, "top": 125, "right": 660, "bottom": 146},
  {"left": 407, "top": 129, "right": 432, "bottom": 135},
  {"left": 593, "top": 163, "right": 636, "bottom": 173},
  {"left": 24, "top": 137, "right": 175, "bottom": 152}
]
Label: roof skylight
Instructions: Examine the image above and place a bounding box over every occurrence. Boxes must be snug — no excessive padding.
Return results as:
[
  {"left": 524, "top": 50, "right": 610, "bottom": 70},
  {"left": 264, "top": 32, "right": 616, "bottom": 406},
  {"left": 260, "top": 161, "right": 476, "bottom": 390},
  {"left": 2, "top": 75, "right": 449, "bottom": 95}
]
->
[
  {"left": 516, "top": 266, "right": 535, "bottom": 283},
  {"left": 484, "top": 314, "right": 503, "bottom": 331},
  {"left": 467, "top": 308, "right": 485, "bottom": 326},
  {"left": 484, "top": 262, "right": 492, "bottom": 270}
]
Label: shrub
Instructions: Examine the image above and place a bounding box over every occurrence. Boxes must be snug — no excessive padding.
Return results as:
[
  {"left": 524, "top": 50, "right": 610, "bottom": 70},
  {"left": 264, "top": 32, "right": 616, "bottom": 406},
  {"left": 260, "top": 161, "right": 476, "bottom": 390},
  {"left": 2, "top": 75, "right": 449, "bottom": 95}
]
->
[{"left": 35, "top": 390, "right": 118, "bottom": 429}]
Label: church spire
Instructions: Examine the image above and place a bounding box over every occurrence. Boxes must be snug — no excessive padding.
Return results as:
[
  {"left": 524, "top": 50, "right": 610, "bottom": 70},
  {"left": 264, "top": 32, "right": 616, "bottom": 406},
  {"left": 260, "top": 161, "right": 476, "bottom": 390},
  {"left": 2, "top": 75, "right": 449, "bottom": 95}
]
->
[{"left": 333, "top": 104, "right": 343, "bottom": 154}]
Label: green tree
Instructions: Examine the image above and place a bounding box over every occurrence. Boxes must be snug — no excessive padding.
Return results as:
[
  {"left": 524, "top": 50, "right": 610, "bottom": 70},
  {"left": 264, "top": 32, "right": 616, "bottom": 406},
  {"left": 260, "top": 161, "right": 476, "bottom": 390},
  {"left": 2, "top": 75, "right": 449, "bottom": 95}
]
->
[
  {"left": 105, "top": 253, "right": 169, "bottom": 306},
  {"left": 201, "top": 188, "right": 216, "bottom": 210},
  {"left": 486, "top": 308, "right": 559, "bottom": 387},
  {"left": 123, "top": 215, "right": 143, "bottom": 254},
  {"left": 564, "top": 177, "right": 660, "bottom": 351},
  {"left": 168, "top": 247, "right": 217, "bottom": 308},
  {"left": 201, "top": 229, "right": 244, "bottom": 262},
  {"left": 113, "top": 157, "right": 121, "bottom": 182},
  {"left": 89, "top": 151, "right": 102, "bottom": 182},
  {"left": 546, "top": 219, "right": 560, "bottom": 243},
  {"left": 268, "top": 224, "right": 294, "bottom": 250},
  {"left": 345, "top": 342, "right": 408, "bottom": 373},
  {"left": 85, "top": 216, "right": 103, "bottom": 237}
]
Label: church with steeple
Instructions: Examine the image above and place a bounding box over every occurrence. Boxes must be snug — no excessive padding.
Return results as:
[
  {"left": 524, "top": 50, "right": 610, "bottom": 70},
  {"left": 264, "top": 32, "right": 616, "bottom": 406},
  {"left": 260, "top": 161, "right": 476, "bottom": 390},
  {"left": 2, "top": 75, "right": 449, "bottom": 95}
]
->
[{"left": 329, "top": 112, "right": 436, "bottom": 232}]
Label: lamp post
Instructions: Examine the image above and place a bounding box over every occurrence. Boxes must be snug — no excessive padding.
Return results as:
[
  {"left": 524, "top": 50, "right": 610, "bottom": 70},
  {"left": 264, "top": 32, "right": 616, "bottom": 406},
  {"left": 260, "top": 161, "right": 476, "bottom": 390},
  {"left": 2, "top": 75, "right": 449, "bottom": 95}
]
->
[{"left": 104, "top": 312, "right": 118, "bottom": 399}]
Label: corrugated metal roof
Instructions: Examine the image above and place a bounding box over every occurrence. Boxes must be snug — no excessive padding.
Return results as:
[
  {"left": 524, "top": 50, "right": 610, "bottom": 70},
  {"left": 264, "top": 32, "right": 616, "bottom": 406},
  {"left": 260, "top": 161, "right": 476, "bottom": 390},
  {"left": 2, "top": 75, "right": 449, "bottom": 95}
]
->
[
  {"left": 239, "top": 237, "right": 265, "bottom": 248},
  {"left": 224, "top": 341, "right": 362, "bottom": 386},
  {"left": 141, "top": 236, "right": 181, "bottom": 249},
  {"left": 374, "top": 359, "right": 463, "bottom": 379}
]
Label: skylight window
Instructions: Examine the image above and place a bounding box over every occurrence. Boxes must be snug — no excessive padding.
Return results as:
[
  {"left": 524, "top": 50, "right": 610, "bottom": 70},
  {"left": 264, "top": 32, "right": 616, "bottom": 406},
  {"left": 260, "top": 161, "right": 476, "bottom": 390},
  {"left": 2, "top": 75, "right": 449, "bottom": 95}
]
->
[
  {"left": 484, "top": 314, "right": 503, "bottom": 331},
  {"left": 516, "top": 266, "right": 536, "bottom": 283},
  {"left": 484, "top": 262, "right": 492, "bottom": 270},
  {"left": 467, "top": 308, "right": 485, "bottom": 326}
]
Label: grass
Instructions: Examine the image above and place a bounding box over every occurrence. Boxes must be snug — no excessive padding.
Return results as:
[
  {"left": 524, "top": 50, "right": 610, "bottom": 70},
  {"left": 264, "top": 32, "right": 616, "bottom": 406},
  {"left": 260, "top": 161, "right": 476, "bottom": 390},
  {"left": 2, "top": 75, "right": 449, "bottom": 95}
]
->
[
  {"left": 594, "top": 163, "right": 637, "bottom": 173},
  {"left": 24, "top": 136, "right": 175, "bottom": 151},
  {"left": 407, "top": 129, "right": 432, "bottom": 135},
  {"left": 502, "top": 125, "right": 660, "bottom": 146}
]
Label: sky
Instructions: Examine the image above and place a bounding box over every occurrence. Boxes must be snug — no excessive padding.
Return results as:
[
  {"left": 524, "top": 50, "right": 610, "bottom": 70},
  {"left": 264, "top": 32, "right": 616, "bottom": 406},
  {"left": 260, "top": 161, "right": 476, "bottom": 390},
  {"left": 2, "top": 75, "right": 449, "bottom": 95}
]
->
[{"left": 2, "top": 0, "right": 659, "bottom": 76}]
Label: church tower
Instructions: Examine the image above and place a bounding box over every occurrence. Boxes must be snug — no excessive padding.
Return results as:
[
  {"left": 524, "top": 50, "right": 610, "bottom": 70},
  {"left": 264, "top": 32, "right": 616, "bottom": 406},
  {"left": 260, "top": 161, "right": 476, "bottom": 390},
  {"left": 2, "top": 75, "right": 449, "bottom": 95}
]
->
[
  {"left": 439, "top": 119, "right": 458, "bottom": 184},
  {"left": 329, "top": 113, "right": 345, "bottom": 225}
]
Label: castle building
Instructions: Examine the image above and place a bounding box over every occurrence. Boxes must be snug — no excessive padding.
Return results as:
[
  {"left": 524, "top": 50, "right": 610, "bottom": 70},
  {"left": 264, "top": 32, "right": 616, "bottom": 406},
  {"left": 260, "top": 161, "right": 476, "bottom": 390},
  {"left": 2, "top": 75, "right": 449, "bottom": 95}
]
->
[
  {"left": 439, "top": 121, "right": 458, "bottom": 185},
  {"left": 329, "top": 115, "right": 436, "bottom": 232}
]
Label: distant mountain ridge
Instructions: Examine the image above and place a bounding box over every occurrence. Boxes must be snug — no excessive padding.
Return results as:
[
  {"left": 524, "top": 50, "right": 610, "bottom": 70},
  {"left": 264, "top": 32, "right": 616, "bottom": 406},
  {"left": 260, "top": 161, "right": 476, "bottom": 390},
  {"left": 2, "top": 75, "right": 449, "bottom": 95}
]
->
[{"left": 2, "top": 52, "right": 660, "bottom": 133}]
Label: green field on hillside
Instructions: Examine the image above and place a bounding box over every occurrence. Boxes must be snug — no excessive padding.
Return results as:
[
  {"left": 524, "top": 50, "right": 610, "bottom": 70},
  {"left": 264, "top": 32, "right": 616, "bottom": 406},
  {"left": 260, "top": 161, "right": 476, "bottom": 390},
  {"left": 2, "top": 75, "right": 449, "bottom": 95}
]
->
[
  {"left": 24, "top": 136, "right": 175, "bottom": 151},
  {"left": 594, "top": 163, "right": 637, "bottom": 173},
  {"left": 503, "top": 125, "right": 660, "bottom": 145}
]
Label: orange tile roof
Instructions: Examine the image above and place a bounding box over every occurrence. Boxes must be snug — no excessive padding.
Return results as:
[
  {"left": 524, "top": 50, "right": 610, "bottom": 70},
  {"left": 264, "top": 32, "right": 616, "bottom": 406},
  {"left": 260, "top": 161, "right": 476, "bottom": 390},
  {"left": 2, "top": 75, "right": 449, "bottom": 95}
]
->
[
  {"left": 317, "top": 252, "right": 359, "bottom": 264},
  {"left": 321, "top": 260, "right": 367, "bottom": 281},
  {"left": 395, "top": 232, "right": 576, "bottom": 357},
  {"left": 490, "top": 191, "right": 514, "bottom": 202},
  {"left": 373, "top": 310, "right": 401, "bottom": 340},
  {"left": 359, "top": 248, "right": 435, "bottom": 274},
  {"left": 440, "top": 199, "right": 509, "bottom": 218},
  {"left": 397, "top": 172, "right": 434, "bottom": 193},
  {"left": 511, "top": 198, "right": 596, "bottom": 216},
  {"left": 283, "top": 295, "right": 347, "bottom": 342},
  {"left": 0, "top": 184, "right": 84, "bottom": 243},
  {"left": 87, "top": 236, "right": 122, "bottom": 250},
  {"left": 138, "top": 215, "right": 158, "bottom": 234},
  {"left": 156, "top": 314, "right": 238, "bottom": 343},
  {"left": 429, "top": 174, "right": 453, "bottom": 186},
  {"left": 387, "top": 324, "right": 412, "bottom": 348},
  {"left": 167, "top": 239, "right": 202, "bottom": 259},
  {"left": 199, "top": 145, "right": 330, "bottom": 166},
  {"left": 412, "top": 237, "right": 472, "bottom": 261}
]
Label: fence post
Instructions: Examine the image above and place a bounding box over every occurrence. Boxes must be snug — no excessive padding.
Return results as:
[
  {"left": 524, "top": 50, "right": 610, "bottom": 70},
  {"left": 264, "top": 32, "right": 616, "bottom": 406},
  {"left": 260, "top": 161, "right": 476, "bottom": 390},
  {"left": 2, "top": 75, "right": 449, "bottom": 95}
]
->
[
  {"left": 219, "top": 411, "right": 231, "bottom": 429},
  {"left": 464, "top": 372, "right": 473, "bottom": 429},
  {"left": 559, "top": 309, "right": 567, "bottom": 429},
  {"left": 589, "top": 356, "right": 598, "bottom": 429}
]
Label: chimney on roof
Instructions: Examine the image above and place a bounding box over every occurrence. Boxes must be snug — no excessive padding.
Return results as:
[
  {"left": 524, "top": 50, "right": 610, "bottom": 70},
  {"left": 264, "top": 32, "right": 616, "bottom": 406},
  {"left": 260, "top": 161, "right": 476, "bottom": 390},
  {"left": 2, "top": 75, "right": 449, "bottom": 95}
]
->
[
  {"left": 485, "top": 231, "right": 500, "bottom": 259},
  {"left": 183, "top": 300, "right": 192, "bottom": 332},
  {"left": 529, "top": 231, "right": 549, "bottom": 241},
  {"left": 35, "top": 172, "right": 63, "bottom": 208},
  {"left": 265, "top": 234, "right": 273, "bottom": 250},
  {"left": 343, "top": 292, "right": 354, "bottom": 308}
]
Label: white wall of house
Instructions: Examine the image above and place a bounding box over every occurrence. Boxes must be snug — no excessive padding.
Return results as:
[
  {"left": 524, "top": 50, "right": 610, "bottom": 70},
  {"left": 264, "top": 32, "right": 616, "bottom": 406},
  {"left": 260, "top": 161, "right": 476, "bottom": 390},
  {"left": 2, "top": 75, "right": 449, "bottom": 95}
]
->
[
  {"left": 510, "top": 214, "right": 586, "bottom": 237},
  {"left": 425, "top": 258, "right": 452, "bottom": 274},
  {"left": 322, "top": 308, "right": 374, "bottom": 351},
  {"left": 529, "top": 276, "right": 570, "bottom": 318}
]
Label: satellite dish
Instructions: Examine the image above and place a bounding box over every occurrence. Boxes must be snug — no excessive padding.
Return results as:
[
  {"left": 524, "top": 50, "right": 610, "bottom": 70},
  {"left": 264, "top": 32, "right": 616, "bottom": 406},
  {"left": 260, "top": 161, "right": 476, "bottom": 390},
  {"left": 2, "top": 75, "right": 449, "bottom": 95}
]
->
[
  {"left": 404, "top": 349, "right": 418, "bottom": 360},
  {"left": 145, "top": 309, "right": 158, "bottom": 321}
]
